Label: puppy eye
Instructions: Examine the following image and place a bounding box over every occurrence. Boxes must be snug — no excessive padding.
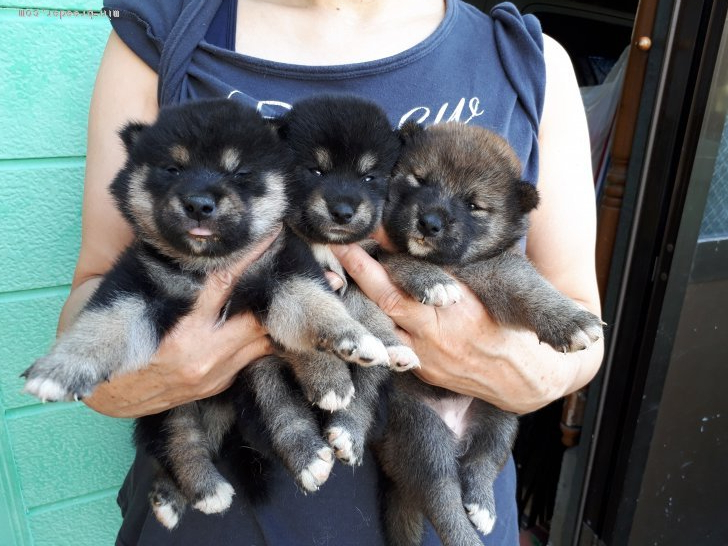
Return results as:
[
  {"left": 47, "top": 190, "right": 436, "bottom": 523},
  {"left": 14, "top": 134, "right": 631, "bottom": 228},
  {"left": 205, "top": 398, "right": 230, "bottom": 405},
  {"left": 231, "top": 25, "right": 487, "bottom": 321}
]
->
[
  {"left": 363, "top": 175, "right": 375, "bottom": 183},
  {"left": 234, "top": 170, "right": 251, "bottom": 179},
  {"left": 166, "top": 166, "right": 181, "bottom": 175},
  {"left": 468, "top": 202, "right": 485, "bottom": 212},
  {"left": 415, "top": 176, "right": 427, "bottom": 185},
  {"left": 309, "top": 168, "right": 323, "bottom": 177}
]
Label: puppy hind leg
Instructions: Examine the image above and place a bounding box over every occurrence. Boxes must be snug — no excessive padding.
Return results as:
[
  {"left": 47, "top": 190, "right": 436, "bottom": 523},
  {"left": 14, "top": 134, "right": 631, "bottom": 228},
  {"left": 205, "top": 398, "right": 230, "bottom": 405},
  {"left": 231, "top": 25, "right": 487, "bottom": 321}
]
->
[
  {"left": 381, "top": 480, "right": 425, "bottom": 546},
  {"left": 378, "top": 391, "right": 483, "bottom": 546},
  {"left": 149, "top": 464, "right": 188, "bottom": 530},
  {"left": 265, "top": 277, "right": 389, "bottom": 367},
  {"left": 163, "top": 403, "right": 235, "bottom": 516},
  {"left": 288, "top": 351, "right": 355, "bottom": 411},
  {"left": 238, "top": 356, "right": 335, "bottom": 492},
  {"left": 458, "top": 401, "right": 518, "bottom": 536},
  {"left": 324, "top": 365, "right": 390, "bottom": 465}
]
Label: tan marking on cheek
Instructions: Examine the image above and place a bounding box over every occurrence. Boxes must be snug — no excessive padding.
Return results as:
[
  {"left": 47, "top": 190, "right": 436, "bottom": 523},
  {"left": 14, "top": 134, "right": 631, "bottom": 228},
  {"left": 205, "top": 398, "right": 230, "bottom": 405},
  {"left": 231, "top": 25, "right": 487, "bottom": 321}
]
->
[
  {"left": 127, "top": 165, "right": 156, "bottom": 234},
  {"left": 314, "top": 147, "right": 333, "bottom": 171},
  {"left": 169, "top": 145, "right": 190, "bottom": 166},
  {"left": 220, "top": 148, "right": 240, "bottom": 172},
  {"left": 357, "top": 152, "right": 377, "bottom": 174},
  {"left": 217, "top": 192, "right": 246, "bottom": 217}
]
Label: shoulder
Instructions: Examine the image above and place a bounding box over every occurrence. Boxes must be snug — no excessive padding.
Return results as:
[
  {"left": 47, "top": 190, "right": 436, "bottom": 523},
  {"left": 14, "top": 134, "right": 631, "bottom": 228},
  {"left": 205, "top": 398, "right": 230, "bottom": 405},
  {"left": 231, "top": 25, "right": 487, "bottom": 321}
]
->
[
  {"left": 542, "top": 34, "right": 574, "bottom": 82},
  {"left": 103, "top": 0, "right": 187, "bottom": 70}
]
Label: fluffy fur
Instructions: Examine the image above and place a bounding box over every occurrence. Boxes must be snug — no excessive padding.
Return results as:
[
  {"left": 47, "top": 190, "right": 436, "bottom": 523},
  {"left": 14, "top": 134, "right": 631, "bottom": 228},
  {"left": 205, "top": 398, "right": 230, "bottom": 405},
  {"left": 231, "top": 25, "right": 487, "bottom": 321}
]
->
[{"left": 376, "top": 121, "right": 604, "bottom": 546}]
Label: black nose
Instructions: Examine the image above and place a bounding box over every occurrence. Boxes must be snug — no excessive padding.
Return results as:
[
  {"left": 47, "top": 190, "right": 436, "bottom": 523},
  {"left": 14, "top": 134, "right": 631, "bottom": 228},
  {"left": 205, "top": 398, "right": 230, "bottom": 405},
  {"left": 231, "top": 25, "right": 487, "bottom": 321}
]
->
[
  {"left": 329, "top": 202, "right": 355, "bottom": 225},
  {"left": 182, "top": 195, "right": 216, "bottom": 221},
  {"left": 418, "top": 212, "right": 444, "bottom": 236}
]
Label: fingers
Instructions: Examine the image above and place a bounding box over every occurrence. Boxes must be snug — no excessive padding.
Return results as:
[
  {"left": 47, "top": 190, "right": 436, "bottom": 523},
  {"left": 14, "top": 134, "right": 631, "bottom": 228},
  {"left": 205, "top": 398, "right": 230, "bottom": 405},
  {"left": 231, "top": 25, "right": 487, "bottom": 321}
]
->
[
  {"left": 324, "top": 270, "right": 345, "bottom": 292},
  {"left": 196, "top": 227, "right": 282, "bottom": 316},
  {"left": 331, "top": 244, "right": 431, "bottom": 332},
  {"left": 369, "top": 225, "right": 397, "bottom": 252}
]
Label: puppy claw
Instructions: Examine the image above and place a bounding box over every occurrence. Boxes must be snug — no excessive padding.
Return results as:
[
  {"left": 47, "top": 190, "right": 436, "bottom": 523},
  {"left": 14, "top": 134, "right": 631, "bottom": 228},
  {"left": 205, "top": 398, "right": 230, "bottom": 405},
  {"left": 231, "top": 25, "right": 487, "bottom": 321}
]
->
[
  {"left": 465, "top": 503, "right": 496, "bottom": 535},
  {"left": 316, "top": 386, "right": 355, "bottom": 411},
  {"left": 192, "top": 481, "right": 235, "bottom": 515},
  {"left": 386, "top": 345, "right": 420, "bottom": 372},
  {"left": 298, "top": 447, "right": 335, "bottom": 492},
  {"left": 421, "top": 282, "right": 462, "bottom": 307}
]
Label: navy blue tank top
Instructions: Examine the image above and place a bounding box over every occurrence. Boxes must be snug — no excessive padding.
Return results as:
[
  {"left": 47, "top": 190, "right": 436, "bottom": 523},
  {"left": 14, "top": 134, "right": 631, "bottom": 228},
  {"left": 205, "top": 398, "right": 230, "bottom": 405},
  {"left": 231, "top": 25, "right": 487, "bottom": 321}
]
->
[{"left": 105, "top": 1, "right": 545, "bottom": 544}]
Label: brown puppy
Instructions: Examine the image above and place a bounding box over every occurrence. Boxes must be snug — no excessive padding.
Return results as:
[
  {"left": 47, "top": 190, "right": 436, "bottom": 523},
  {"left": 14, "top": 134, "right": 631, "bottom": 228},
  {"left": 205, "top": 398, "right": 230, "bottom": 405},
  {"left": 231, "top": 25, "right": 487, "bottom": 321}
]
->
[{"left": 376, "top": 122, "right": 603, "bottom": 546}]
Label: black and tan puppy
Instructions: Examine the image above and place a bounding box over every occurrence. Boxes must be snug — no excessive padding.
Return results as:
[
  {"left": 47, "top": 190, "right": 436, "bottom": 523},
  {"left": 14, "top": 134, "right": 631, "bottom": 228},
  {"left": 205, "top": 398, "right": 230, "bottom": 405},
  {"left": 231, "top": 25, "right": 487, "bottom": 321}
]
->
[
  {"left": 21, "top": 99, "right": 395, "bottom": 527},
  {"left": 376, "top": 122, "right": 604, "bottom": 546},
  {"left": 272, "top": 97, "right": 420, "bottom": 470}
]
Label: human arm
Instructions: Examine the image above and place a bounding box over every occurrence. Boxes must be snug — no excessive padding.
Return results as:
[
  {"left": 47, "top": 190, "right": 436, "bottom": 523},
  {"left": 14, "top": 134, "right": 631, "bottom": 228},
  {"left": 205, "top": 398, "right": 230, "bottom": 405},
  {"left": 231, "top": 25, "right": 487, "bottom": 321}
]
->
[
  {"left": 59, "top": 31, "right": 273, "bottom": 418},
  {"left": 332, "top": 36, "right": 604, "bottom": 414}
]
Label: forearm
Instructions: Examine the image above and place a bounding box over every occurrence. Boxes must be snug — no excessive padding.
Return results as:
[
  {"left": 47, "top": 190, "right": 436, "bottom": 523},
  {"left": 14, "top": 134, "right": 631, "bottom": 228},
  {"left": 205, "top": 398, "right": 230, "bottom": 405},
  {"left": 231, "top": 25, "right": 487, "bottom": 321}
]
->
[
  {"left": 57, "top": 277, "right": 101, "bottom": 334},
  {"left": 416, "top": 326, "right": 603, "bottom": 414}
]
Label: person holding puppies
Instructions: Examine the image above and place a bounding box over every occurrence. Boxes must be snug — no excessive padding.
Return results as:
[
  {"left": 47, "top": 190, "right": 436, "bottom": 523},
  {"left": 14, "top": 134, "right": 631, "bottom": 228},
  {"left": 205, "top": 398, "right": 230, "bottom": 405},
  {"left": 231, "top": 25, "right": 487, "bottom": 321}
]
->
[{"left": 60, "top": 0, "right": 604, "bottom": 544}]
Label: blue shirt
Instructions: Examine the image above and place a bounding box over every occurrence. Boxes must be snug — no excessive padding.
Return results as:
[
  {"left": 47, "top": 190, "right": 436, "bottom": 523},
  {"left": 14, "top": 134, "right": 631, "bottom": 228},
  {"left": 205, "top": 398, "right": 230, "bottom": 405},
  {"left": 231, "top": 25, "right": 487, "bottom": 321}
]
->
[{"left": 106, "top": 1, "right": 545, "bottom": 544}]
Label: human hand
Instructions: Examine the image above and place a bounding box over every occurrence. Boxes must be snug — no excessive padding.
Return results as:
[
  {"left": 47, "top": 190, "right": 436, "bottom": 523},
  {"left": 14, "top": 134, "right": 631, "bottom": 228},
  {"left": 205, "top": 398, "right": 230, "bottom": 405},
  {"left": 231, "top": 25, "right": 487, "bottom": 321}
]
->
[
  {"left": 331, "top": 243, "right": 588, "bottom": 414},
  {"left": 84, "top": 231, "right": 280, "bottom": 418}
]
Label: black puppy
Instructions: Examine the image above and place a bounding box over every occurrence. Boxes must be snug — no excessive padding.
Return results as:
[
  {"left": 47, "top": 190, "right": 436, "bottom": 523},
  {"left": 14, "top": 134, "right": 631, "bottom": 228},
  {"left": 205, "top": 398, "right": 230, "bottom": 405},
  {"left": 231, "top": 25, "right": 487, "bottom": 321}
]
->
[
  {"left": 21, "top": 98, "right": 394, "bottom": 527},
  {"left": 376, "top": 121, "right": 604, "bottom": 546}
]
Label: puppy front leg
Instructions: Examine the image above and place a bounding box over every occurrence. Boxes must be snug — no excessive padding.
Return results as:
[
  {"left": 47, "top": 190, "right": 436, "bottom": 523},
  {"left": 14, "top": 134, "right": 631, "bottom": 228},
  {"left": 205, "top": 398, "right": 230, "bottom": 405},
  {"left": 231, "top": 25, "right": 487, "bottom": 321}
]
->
[
  {"left": 23, "top": 296, "right": 159, "bottom": 402},
  {"left": 380, "top": 254, "right": 463, "bottom": 307},
  {"left": 265, "top": 276, "right": 390, "bottom": 367},
  {"left": 344, "top": 285, "right": 420, "bottom": 371},
  {"left": 458, "top": 253, "right": 604, "bottom": 352}
]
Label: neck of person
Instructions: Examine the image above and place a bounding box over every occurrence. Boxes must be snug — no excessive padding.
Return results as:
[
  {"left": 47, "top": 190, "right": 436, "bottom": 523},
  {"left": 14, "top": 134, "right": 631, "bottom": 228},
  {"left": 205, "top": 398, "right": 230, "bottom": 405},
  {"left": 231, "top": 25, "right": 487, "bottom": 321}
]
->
[{"left": 236, "top": 0, "right": 447, "bottom": 65}]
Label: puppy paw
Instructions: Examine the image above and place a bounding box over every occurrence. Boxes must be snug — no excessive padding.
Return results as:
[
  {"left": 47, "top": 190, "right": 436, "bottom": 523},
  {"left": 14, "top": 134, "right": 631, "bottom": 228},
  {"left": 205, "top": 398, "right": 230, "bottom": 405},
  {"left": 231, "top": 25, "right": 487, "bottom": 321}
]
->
[
  {"left": 192, "top": 481, "right": 235, "bottom": 515},
  {"left": 537, "top": 308, "right": 604, "bottom": 353},
  {"left": 316, "top": 385, "right": 356, "bottom": 411},
  {"left": 418, "top": 282, "right": 463, "bottom": 307},
  {"left": 298, "top": 447, "right": 335, "bottom": 492},
  {"left": 22, "top": 356, "right": 99, "bottom": 402},
  {"left": 152, "top": 496, "right": 183, "bottom": 530},
  {"left": 326, "top": 426, "right": 363, "bottom": 466},
  {"left": 386, "top": 345, "right": 420, "bottom": 372},
  {"left": 334, "top": 333, "right": 389, "bottom": 367},
  {"left": 464, "top": 503, "right": 497, "bottom": 535}
]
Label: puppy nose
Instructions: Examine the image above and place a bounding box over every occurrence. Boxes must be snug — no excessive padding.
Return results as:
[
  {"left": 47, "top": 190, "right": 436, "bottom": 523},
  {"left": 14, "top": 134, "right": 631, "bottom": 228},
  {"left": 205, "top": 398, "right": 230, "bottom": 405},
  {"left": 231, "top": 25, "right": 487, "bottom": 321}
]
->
[
  {"left": 418, "top": 212, "right": 444, "bottom": 236},
  {"left": 329, "top": 202, "right": 355, "bottom": 225},
  {"left": 182, "top": 194, "right": 216, "bottom": 221}
]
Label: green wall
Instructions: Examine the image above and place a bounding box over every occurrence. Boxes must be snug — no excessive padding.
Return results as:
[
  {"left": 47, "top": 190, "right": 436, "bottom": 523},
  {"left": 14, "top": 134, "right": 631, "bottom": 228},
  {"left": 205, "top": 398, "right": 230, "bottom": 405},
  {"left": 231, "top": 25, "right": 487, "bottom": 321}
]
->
[{"left": 0, "top": 3, "right": 135, "bottom": 544}]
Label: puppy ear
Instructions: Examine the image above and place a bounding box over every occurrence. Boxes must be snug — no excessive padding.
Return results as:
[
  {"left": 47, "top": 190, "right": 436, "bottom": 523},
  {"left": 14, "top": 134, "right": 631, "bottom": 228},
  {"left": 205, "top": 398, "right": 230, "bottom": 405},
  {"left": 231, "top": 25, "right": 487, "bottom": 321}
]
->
[
  {"left": 516, "top": 180, "right": 540, "bottom": 213},
  {"left": 119, "top": 122, "right": 148, "bottom": 151},
  {"left": 397, "top": 120, "right": 424, "bottom": 145}
]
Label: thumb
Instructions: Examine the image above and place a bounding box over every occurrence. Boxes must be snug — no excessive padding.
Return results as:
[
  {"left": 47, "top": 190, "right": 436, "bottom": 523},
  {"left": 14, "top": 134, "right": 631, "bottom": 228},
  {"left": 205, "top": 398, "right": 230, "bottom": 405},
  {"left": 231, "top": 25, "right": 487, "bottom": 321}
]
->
[
  {"left": 331, "top": 244, "right": 430, "bottom": 332},
  {"left": 197, "top": 226, "right": 282, "bottom": 315}
]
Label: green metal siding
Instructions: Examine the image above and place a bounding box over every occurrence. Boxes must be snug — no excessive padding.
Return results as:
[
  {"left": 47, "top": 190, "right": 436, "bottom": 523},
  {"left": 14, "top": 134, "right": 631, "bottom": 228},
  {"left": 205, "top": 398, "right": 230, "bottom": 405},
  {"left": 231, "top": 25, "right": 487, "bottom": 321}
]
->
[{"left": 0, "top": 3, "right": 135, "bottom": 544}]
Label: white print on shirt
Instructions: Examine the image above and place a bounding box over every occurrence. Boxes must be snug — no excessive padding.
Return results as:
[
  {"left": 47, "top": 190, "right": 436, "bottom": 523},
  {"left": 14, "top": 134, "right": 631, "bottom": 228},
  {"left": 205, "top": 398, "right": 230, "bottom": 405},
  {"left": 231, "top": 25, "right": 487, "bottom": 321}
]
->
[
  {"left": 227, "top": 91, "right": 485, "bottom": 127},
  {"left": 398, "top": 98, "right": 485, "bottom": 127}
]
